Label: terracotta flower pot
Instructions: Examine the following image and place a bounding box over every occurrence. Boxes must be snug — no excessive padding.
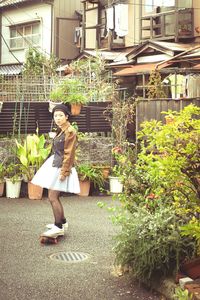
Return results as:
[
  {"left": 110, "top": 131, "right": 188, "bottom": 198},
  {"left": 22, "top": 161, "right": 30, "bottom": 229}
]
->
[
  {"left": 102, "top": 167, "right": 110, "bottom": 179},
  {"left": 181, "top": 257, "right": 200, "bottom": 280},
  {"left": 0, "top": 182, "right": 5, "bottom": 196},
  {"left": 71, "top": 103, "right": 82, "bottom": 116},
  {"left": 78, "top": 180, "right": 90, "bottom": 196},
  {"left": 28, "top": 182, "right": 43, "bottom": 200}
]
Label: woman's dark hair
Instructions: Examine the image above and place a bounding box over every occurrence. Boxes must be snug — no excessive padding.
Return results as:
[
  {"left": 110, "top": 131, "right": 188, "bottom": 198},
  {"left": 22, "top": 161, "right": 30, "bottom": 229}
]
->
[{"left": 52, "top": 104, "right": 71, "bottom": 118}]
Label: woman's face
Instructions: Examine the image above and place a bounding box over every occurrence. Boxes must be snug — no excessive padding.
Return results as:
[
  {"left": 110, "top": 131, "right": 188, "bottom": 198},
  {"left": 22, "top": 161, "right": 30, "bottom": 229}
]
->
[{"left": 53, "top": 110, "right": 68, "bottom": 127}]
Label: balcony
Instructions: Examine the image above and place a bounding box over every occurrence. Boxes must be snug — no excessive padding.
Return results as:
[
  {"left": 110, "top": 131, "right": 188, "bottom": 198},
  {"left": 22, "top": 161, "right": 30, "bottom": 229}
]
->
[{"left": 141, "top": 8, "right": 194, "bottom": 42}]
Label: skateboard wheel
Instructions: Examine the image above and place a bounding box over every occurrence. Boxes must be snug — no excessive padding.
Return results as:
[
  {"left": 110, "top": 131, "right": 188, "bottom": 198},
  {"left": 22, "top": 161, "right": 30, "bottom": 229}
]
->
[{"left": 39, "top": 236, "right": 59, "bottom": 245}]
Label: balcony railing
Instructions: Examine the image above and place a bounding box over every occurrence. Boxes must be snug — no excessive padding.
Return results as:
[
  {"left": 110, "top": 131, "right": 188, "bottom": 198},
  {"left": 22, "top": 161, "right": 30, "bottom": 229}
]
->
[{"left": 141, "top": 8, "right": 194, "bottom": 42}]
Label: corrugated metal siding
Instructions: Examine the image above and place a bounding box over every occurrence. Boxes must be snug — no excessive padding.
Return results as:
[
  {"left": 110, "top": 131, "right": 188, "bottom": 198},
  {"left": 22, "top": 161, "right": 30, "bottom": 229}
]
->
[
  {"left": 0, "top": 0, "right": 29, "bottom": 7},
  {"left": 0, "top": 102, "right": 111, "bottom": 134},
  {"left": 136, "top": 99, "right": 200, "bottom": 132},
  {"left": 0, "top": 64, "right": 23, "bottom": 75}
]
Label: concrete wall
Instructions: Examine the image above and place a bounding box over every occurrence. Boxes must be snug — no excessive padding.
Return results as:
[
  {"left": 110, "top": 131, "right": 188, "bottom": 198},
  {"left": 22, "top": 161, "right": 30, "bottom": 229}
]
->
[
  {"left": 0, "top": 136, "right": 113, "bottom": 166},
  {"left": 77, "top": 137, "right": 113, "bottom": 165},
  {"left": 0, "top": 138, "right": 14, "bottom": 164}
]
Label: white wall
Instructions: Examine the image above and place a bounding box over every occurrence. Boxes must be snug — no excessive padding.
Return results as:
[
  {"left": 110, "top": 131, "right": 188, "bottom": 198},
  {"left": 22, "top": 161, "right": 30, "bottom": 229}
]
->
[
  {"left": 125, "top": 0, "right": 141, "bottom": 46},
  {"left": 1, "top": 3, "right": 52, "bottom": 64}
]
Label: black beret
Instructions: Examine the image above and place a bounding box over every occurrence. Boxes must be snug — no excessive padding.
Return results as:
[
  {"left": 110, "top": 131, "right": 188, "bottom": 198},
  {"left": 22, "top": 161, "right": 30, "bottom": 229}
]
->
[{"left": 52, "top": 104, "right": 71, "bottom": 117}]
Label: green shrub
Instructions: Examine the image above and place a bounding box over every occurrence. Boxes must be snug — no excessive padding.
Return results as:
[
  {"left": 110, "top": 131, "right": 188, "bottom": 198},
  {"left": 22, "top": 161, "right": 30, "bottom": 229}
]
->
[
  {"left": 114, "top": 205, "right": 196, "bottom": 284},
  {"left": 77, "top": 164, "right": 104, "bottom": 189},
  {"left": 110, "top": 104, "right": 200, "bottom": 285}
]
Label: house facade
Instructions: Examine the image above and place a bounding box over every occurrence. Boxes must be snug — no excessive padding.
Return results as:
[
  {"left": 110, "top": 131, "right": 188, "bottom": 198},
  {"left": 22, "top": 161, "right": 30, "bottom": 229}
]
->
[
  {"left": 82, "top": 0, "right": 140, "bottom": 50},
  {"left": 81, "top": 0, "right": 200, "bottom": 50},
  {"left": 81, "top": 1, "right": 200, "bottom": 97},
  {"left": 0, "top": 0, "right": 82, "bottom": 69}
]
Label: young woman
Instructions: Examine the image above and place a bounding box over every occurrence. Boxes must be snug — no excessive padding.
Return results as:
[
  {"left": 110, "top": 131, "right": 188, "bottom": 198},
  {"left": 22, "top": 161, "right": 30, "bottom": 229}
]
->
[{"left": 31, "top": 104, "right": 80, "bottom": 237}]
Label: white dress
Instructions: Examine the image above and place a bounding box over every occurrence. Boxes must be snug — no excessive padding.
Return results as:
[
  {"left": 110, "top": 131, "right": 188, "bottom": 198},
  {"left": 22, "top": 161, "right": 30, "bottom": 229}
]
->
[{"left": 31, "top": 155, "right": 80, "bottom": 193}]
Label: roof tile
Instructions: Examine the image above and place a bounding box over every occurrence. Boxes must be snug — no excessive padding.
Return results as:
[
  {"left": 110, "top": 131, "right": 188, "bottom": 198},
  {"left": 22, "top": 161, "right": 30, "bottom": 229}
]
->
[{"left": 0, "top": 0, "right": 30, "bottom": 8}]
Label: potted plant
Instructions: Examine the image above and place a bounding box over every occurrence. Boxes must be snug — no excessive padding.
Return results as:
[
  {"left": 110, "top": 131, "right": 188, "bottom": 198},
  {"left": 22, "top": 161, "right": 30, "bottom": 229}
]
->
[
  {"left": 93, "top": 163, "right": 111, "bottom": 179},
  {"left": 109, "top": 164, "right": 123, "bottom": 194},
  {"left": 15, "top": 134, "right": 51, "bottom": 200},
  {"left": 0, "top": 162, "right": 5, "bottom": 196},
  {"left": 48, "top": 87, "right": 63, "bottom": 112},
  {"left": 180, "top": 221, "right": 200, "bottom": 279},
  {"left": 108, "top": 146, "right": 124, "bottom": 194},
  {"left": 59, "top": 78, "right": 88, "bottom": 115},
  {"left": 77, "top": 163, "right": 104, "bottom": 196},
  {"left": 5, "top": 162, "right": 22, "bottom": 198}
]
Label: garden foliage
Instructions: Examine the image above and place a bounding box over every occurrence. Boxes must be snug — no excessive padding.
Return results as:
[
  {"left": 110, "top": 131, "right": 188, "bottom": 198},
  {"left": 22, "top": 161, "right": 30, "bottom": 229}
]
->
[{"left": 113, "top": 104, "right": 200, "bottom": 284}]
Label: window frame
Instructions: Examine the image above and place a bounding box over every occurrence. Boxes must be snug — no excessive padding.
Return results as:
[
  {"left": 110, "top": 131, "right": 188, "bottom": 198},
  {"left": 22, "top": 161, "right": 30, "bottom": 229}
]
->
[
  {"left": 9, "top": 21, "right": 41, "bottom": 50},
  {"left": 144, "top": 0, "right": 176, "bottom": 14}
]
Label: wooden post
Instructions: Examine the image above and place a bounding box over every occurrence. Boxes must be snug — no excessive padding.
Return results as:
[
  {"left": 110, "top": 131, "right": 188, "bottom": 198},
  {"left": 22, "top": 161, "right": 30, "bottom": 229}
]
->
[
  {"left": 81, "top": 1, "right": 86, "bottom": 52},
  {"left": 175, "top": 0, "right": 179, "bottom": 42}
]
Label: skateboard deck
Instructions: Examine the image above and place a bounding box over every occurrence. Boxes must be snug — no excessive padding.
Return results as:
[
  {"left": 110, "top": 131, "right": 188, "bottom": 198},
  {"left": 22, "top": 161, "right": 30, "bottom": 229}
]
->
[{"left": 40, "top": 235, "right": 61, "bottom": 245}]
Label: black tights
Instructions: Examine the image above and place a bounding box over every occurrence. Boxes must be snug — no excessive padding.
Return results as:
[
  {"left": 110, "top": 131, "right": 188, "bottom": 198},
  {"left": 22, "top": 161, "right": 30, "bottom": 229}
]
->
[{"left": 48, "top": 190, "right": 65, "bottom": 228}]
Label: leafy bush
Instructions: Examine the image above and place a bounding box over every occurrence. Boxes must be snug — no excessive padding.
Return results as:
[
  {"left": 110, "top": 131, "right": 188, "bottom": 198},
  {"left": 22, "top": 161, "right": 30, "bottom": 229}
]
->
[
  {"left": 114, "top": 205, "right": 196, "bottom": 284},
  {"left": 117, "top": 104, "right": 200, "bottom": 215},
  {"left": 77, "top": 164, "right": 104, "bottom": 188},
  {"left": 0, "top": 163, "right": 5, "bottom": 182},
  {"left": 180, "top": 219, "right": 200, "bottom": 254},
  {"left": 111, "top": 104, "right": 200, "bottom": 284},
  {"left": 136, "top": 104, "right": 200, "bottom": 206}
]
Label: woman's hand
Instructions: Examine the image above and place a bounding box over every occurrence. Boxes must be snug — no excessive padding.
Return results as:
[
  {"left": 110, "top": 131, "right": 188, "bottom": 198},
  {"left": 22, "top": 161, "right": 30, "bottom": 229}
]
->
[{"left": 59, "top": 175, "right": 66, "bottom": 181}]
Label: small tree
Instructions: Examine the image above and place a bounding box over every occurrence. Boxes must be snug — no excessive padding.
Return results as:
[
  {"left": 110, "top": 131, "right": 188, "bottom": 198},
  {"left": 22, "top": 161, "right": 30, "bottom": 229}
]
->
[
  {"left": 147, "top": 69, "right": 166, "bottom": 99},
  {"left": 70, "top": 52, "right": 114, "bottom": 102},
  {"left": 105, "top": 94, "right": 135, "bottom": 148},
  {"left": 23, "top": 47, "right": 60, "bottom": 76}
]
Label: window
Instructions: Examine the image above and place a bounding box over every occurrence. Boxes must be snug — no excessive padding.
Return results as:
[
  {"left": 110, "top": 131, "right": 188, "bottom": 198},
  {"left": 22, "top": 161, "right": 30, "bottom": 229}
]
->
[
  {"left": 10, "top": 22, "right": 40, "bottom": 49},
  {"left": 144, "top": 0, "right": 175, "bottom": 13}
]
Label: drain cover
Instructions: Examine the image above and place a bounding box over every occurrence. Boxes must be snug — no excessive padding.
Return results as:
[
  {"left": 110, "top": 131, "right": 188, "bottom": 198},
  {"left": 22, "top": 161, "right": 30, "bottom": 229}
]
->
[{"left": 49, "top": 252, "right": 89, "bottom": 263}]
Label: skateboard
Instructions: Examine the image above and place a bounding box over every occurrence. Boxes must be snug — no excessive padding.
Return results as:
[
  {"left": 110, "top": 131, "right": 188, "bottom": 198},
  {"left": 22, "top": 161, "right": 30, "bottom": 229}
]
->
[{"left": 39, "top": 235, "right": 62, "bottom": 245}]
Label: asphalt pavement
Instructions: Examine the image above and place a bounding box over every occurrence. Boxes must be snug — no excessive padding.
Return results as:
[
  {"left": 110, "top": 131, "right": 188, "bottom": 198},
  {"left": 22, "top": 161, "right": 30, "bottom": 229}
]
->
[{"left": 0, "top": 195, "right": 161, "bottom": 300}]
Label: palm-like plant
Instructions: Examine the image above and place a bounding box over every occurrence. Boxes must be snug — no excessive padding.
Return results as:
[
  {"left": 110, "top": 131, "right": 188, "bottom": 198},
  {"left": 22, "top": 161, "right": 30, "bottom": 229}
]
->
[{"left": 15, "top": 134, "right": 51, "bottom": 181}]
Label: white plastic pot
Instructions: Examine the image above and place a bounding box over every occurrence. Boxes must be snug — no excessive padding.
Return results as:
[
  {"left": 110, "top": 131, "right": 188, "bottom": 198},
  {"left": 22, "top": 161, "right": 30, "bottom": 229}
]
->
[
  {"left": 6, "top": 178, "right": 22, "bottom": 198},
  {"left": 48, "top": 101, "right": 62, "bottom": 113},
  {"left": 109, "top": 176, "right": 123, "bottom": 194}
]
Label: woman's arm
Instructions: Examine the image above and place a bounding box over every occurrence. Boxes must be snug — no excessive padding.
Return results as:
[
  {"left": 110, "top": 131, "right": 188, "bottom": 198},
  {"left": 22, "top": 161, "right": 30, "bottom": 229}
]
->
[{"left": 60, "top": 126, "right": 77, "bottom": 179}]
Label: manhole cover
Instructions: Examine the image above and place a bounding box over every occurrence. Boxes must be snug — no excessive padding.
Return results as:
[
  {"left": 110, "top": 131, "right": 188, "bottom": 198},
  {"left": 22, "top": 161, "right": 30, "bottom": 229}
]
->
[{"left": 49, "top": 252, "right": 89, "bottom": 263}]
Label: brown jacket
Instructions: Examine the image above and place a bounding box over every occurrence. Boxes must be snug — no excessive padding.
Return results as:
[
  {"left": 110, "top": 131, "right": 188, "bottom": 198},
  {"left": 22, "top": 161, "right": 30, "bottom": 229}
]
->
[{"left": 52, "top": 122, "right": 77, "bottom": 177}]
